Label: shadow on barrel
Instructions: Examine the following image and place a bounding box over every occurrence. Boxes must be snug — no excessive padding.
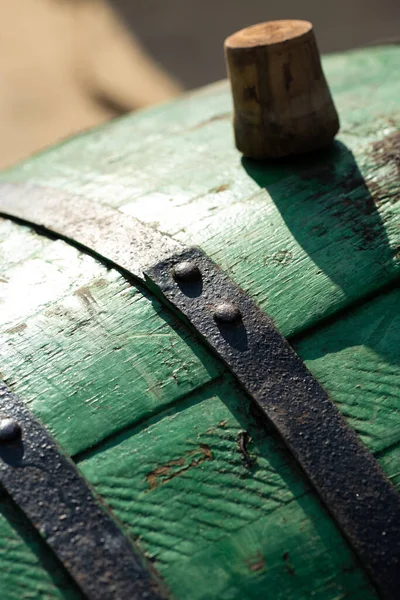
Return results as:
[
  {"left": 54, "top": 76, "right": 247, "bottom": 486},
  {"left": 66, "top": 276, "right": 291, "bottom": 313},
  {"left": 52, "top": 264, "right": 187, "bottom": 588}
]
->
[{"left": 241, "top": 140, "right": 400, "bottom": 366}]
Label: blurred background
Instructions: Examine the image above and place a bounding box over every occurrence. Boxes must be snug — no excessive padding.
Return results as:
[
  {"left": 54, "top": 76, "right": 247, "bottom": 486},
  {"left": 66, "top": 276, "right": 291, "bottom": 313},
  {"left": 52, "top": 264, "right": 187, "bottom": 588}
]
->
[{"left": 0, "top": 0, "right": 399, "bottom": 169}]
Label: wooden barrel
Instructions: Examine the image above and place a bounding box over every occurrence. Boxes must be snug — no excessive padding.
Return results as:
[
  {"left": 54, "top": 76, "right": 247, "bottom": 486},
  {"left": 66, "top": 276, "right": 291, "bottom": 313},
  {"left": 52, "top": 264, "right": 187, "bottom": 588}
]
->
[{"left": 0, "top": 44, "right": 399, "bottom": 600}]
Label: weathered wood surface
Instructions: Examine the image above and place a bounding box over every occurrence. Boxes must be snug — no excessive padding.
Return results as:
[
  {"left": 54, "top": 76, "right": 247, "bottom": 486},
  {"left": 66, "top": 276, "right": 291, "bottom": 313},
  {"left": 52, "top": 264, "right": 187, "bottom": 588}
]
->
[
  {"left": 0, "top": 221, "right": 220, "bottom": 457},
  {"left": 0, "top": 220, "right": 380, "bottom": 598},
  {"left": 79, "top": 379, "right": 376, "bottom": 600},
  {"left": 295, "top": 286, "right": 400, "bottom": 464},
  {"left": 0, "top": 489, "right": 84, "bottom": 600},
  {"left": 0, "top": 46, "right": 399, "bottom": 599},
  {"left": 2, "top": 47, "right": 399, "bottom": 340}
]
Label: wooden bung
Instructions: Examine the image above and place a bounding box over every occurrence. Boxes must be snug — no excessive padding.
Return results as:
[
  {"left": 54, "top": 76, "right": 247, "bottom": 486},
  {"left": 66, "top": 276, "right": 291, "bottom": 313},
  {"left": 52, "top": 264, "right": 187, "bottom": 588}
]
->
[{"left": 224, "top": 20, "right": 340, "bottom": 159}]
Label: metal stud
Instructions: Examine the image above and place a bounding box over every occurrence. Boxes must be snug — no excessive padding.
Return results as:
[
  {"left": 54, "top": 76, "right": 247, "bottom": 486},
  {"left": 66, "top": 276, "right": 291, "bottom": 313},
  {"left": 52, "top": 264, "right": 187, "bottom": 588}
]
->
[
  {"left": 213, "top": 302, "right": 241, "bottom": 324},
  {"left": 172, "top": 261, "right": 201, "bottom": 283},
  {"left": 0, "top": 418, "right": 22, "bottom": 443}
]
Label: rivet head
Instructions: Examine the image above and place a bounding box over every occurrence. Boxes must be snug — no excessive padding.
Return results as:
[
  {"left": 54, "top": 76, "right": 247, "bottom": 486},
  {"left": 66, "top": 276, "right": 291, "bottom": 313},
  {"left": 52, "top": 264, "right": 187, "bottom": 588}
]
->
[
  {"left": 213, "top": 302, "right": 241, "bottom": 324},
  {"left": 0, "top": 418, "right": 22, "bottom": 443},
  {"left": 172, "top": 261, "right": 201, "bottom": 283}
]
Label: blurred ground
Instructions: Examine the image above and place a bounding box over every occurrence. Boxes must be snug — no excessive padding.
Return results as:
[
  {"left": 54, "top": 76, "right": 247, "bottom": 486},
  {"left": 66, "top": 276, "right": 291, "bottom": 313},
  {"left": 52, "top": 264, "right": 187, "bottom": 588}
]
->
[
  {"left": 114, "top": 0, "right": 400, "bottom": 89},
  {"left": 0, "top": 0, "right": 398, "bottom": 169},
  {"left": 0, "top": 0, "right": 181, "bottom": 169}
]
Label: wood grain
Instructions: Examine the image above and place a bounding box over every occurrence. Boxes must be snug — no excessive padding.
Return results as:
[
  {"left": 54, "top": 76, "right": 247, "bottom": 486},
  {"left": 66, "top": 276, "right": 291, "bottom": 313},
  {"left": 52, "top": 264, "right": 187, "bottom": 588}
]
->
[
  {"left": 0, "top": 46, "right": 399, "bottom": 600},
  {"left": 2, "top": 47, "right": 398, "bottom": 339},
  {"left": 0, "top": 219, "right": 391, "bottom": 600},
  {"left": 0, "top": 490, "right": 84, "bottom": 600},
  {"left": 0, "top": 220, "right": 222, "bottom": 457},
  {"left": 224, "top": 20, "right": 339, "bottom": 158},
  {"left": 79, "top": 379, "right": 377, "bottom": 600},
  {"left": 295, "top": 285, "right": 400, "bottom": 462},
  {"left": 0, "top": 221, "right": 383, "bottom": 600}
]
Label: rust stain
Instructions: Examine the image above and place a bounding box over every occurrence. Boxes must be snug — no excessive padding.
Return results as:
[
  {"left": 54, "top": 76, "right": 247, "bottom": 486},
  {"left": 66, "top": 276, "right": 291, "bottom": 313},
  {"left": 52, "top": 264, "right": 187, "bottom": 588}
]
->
[
  {"left": 371, "top": 131, "right": 400, "bottom": 173},
  {"left": 146, "top": 444, "right": 212, "bottom": 491},
  {"left": 237, "top": 431, "right": 253, "bottom": 468},
  {"left": 214, "top": 184, "right": 230, "bottom": 193},
  {"left": 91, "top": 278, "right": 108, "bottom": 288},
  {"left": 188, "top": 112, "right": 231, "bottom": 131},
  {"left": 297, "top": 412, "right": 309, "bottom": 425},
  {"left": 5, "top": 323, "right": 27, "bottom": 334},
  {"left": 205, "top": 419, "right": 230, "bottom": 435},
  {"left": 365, "top": 179, "right": 398, "bottom": 209},
  {"left": 246, "top": 551, "right": 266, "bottom": 573},
  {"left": 147, "top": 459, "right": 184, "bottom": 490},
  {"left": 74, "top": 286, "right": 98, "bottom": 314}
]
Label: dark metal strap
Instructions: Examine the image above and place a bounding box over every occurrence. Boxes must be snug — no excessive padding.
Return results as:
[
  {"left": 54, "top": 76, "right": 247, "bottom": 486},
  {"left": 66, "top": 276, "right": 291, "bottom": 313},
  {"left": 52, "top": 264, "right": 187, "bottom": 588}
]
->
[
  {"left": 146, "top": 248, "right": 400, "bottom": 600},
  {"left": 1, "top": 183, "right": 400, "bottom": 597},
  {"left": 0, "top": 182, "right": 182, "bottom": 280},
  {"left": 0, "top": 383, "right": 165, "bottom": 600}
]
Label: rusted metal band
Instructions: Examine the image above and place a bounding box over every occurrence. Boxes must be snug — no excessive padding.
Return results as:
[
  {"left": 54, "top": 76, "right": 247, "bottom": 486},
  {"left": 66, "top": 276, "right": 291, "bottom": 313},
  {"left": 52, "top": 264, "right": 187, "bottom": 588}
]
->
[
  {"left": 1, "top": 183, "right": 400, "bottom": 598},
  {"left": 146, "top": 248, "right": 400, "bottom": 600},
  {"left": 0, "top": 383, "right": 165, "bottom": 600},
  {"left": 0, "top": 183, "right": 183, "bottom": 281}
]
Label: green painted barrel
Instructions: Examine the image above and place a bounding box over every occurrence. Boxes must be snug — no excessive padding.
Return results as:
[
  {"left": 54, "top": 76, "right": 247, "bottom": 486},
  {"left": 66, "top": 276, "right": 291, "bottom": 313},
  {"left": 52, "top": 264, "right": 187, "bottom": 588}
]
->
[{"left": 0, "top": 44, "right": 399, "bottom": 600}]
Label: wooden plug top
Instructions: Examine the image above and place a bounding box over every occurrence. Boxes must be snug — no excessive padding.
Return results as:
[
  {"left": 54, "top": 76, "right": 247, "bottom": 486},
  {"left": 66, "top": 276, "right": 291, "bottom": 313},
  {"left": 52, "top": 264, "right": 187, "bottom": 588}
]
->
[
  {"left": 224, "top": 20, "right": 340, "bottom": 159},
  {"left": 225, "top": 20, "right": 313, "bottom": 49}
]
